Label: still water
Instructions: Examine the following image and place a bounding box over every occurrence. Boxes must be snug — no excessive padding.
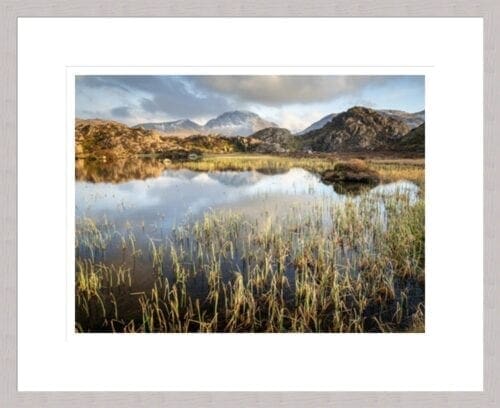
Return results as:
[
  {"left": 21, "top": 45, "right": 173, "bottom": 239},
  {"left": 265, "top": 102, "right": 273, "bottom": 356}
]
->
[{"left": 76, "top": 167, "right": 418, "bottom": 232}]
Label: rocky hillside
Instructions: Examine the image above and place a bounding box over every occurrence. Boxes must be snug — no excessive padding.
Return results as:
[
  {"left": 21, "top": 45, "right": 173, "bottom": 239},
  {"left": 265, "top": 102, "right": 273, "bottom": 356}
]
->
[
  {"left": 301, "top": 106, "right": 411, "bottom": 152},
  {"left": 393, "top": 123, "right": 425, "bottom": 153},
  {"left": 298, "top": 109, "right": 424, "bottom": 135},
  {"left": 75, "top": 119, "right": 165, "bottom": 158},
  {"left": 76, "top": 107, "right": 425, "bottom": 159},
  {"left": 75, "top": 119, "right": 287, "bottom": 159},
  {"left": 250, "top": 127, "right": 298, "bottom": 152}
]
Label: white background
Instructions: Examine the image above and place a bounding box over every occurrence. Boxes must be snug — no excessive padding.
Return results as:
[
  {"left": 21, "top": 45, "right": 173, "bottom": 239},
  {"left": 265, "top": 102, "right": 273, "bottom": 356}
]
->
[{"left": 18, "top": 18, "right": 483, "bottom": 391}]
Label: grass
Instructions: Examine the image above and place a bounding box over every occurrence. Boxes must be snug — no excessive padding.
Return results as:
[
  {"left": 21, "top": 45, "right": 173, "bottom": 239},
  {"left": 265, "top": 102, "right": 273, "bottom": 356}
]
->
[
  {"left": 167, "top": 154, "right": 425, "bottom": 186},
  {"left": 76, "top": 153, "right": 425, "bottom": 189},
  {"left": 75, "top": 177, "right": 425, "bottom": 333}
]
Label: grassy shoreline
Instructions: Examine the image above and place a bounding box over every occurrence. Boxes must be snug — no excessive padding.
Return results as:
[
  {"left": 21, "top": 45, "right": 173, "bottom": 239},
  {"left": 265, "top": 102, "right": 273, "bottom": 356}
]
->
[{"left": 77, "top": 153, "right": 425, "bottom": 186}]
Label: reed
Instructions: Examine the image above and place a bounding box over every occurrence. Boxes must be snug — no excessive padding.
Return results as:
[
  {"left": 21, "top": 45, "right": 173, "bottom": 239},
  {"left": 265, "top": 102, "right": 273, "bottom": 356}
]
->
[{"left": 76, "top": 182, "right": 424, "bottom": 333}]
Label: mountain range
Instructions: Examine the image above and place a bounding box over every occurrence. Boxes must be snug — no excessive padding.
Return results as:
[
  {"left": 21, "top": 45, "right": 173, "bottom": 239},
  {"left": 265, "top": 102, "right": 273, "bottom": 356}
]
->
[
  {"left": 135, "top": 110, "right": 278, "bottom": 137},
  {"left": 76, "top": 106, "right": 425, "bottom": 159},
  {"left": 134, "top": 108, "right": 424, "bottom": 139}
]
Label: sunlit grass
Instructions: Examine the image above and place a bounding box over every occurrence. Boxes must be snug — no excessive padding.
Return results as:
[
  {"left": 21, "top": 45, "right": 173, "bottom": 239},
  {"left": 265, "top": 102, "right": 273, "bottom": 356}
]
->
[{"left": 167, "top": 153, "right": 425, "bottom": 186}]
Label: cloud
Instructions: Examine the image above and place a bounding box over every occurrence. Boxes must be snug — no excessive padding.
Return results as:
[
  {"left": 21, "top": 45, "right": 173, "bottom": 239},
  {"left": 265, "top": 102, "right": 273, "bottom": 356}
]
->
[
  {"left": 110, "top": 106, "right": 132, "bottom": 118},
  {"left": 277, "top": 111, "right": 324, "bottom": 133},
  {"left": 76, "top": 75, "right": 424, "bottom": 127},
  {"left": 76, "top": 76, "right": 130, "bottom": 93},
  {"left": 192, "top": 75, "right": 396, "bottom": 105},
  {"left": 77, "top": 76, "right": 234, "bottom": 120}
]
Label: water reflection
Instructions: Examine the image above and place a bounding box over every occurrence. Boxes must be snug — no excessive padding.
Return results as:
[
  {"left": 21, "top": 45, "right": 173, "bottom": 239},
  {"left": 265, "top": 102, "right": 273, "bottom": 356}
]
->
[
  {"left": 76, "top": 165, "right": 419, "bottom": 231},
  {"left": 76, "top": 158, "right": 168, "bottom": 183}
]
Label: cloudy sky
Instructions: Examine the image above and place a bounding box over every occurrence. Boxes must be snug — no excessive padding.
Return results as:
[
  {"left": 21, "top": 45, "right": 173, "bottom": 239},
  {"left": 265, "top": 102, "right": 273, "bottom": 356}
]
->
[{"left": 76, "top": 75, "right": 424, "bottom": 133}]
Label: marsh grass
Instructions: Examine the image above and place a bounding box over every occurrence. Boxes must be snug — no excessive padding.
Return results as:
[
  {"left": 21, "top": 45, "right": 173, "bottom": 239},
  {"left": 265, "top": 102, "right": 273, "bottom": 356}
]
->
[
  {"left": 168, "top": 154, "right": 425, "bottom": 186},
  {"left": 75, "top": 185, "right": 425, "bottom": 333}
]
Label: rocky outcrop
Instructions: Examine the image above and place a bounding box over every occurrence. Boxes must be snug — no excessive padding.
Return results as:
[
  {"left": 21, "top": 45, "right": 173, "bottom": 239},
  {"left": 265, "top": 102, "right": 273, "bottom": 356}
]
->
[
  {"left": 321, "top": 160, "right": 381, "bottom": 185},
  {"left": 249, "top": 127, "right": 299, "bottom": 153},
  {"left": 76, "top": 119, "right": 241, "bottom": 159},
  {"left": 393, "top": 123, "right": 425, "bottom": 154},
  {"left": 302, "top": 107, "right": 411, "bottom": 152}
]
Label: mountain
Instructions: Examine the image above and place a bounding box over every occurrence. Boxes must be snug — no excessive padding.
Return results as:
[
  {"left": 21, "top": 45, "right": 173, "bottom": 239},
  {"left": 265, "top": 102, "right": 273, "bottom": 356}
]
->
[
  {"left": 204, "top": 110, "right": 278, "bottom": 136},
  {"left": 301, "top": 106, "right": 411, "bottom": 152},
  {"left": 134, "top": 111, "right": 277, "bottom": 137},
  {"left": 378, "top": 109, "right": 425, "bottom": 130},
  {"left": 297, "top": 113, "right": 337, "bottom": 135},
  {"left": 298, "top": 109, "right": 424, "bottom": 135},
  {"left": 393, "top": 122, "right": 425, "bottom": 153},
  {"left": 134, "top": 119, "right": 203, "bottom": 136}
]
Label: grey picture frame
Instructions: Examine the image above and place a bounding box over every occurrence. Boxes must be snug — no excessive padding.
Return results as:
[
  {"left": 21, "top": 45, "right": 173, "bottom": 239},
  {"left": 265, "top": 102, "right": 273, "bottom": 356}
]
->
[{"left": 1, "top": 1, "right": 498, "bottom": 406}]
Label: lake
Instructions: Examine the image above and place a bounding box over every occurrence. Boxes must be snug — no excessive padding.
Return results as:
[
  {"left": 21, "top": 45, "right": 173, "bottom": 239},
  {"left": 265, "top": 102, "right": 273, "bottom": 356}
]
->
[
  {"left": 76, "top": 166, "right": 418, "bottom": 231},
  {"left": 75, "top": 159, "right": 424, "bottom": 333}
]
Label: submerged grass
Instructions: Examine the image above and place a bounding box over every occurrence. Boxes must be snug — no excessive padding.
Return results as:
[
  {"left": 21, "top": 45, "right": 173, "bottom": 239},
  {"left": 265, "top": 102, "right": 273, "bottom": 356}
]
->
[{"left": 75, "top": 184, "right": 425, "bottom": 333}]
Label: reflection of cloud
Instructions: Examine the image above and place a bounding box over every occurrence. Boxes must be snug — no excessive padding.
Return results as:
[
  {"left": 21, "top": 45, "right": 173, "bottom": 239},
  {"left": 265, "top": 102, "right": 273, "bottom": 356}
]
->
[
  {"left": 76, "top": 168, "right": 419, "bottom": 229},
  {"left": 371, "top": 181, "right": 419, "bottom": 203}
]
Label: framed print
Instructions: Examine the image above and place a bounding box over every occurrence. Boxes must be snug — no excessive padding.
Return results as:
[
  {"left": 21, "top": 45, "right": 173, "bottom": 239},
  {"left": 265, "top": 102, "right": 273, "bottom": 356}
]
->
[
  {"left": 72, "top": 69, "right": 426, "bottom": 335},
  {"left": 2, "top": 3, "right": 498, "bottom": 407}
]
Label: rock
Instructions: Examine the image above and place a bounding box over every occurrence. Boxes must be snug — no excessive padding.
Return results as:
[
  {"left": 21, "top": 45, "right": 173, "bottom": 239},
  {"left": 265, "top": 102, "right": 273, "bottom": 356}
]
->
[
  {"left": 321, "top": 159, "right": 380, "bottom": 185},
  {"left": 250, "top": 127, "right": 297, "bottom": 152}
]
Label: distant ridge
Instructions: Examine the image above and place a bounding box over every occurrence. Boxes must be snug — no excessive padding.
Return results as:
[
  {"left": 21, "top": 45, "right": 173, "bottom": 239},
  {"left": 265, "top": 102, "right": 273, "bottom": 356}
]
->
[{"left": 135, "top": 110, "right": 277, "bottom": 137}]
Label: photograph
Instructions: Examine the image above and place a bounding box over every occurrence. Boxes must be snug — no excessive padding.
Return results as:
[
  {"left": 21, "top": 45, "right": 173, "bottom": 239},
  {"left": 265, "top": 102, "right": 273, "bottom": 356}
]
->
[{"left": 74, "top": 74, "right": 425, "bottom": 333}]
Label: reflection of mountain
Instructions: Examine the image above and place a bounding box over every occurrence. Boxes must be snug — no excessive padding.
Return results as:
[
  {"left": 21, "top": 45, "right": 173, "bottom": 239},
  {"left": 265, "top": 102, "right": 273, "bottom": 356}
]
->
[
  {"left": 163, "top": 169, "right": 271, "bottom": 187},
  {"left": 76, "top": 157, "right": 295, "bottom": 186},
  {"left": 77, "top": 165, "right": 420, "bottom": 231},
  {"left": 75, "top": 158, "right": 168, "bottom": 183},
  {"left": 206, "top": 171, "right": 266, "bottom": 187}
]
